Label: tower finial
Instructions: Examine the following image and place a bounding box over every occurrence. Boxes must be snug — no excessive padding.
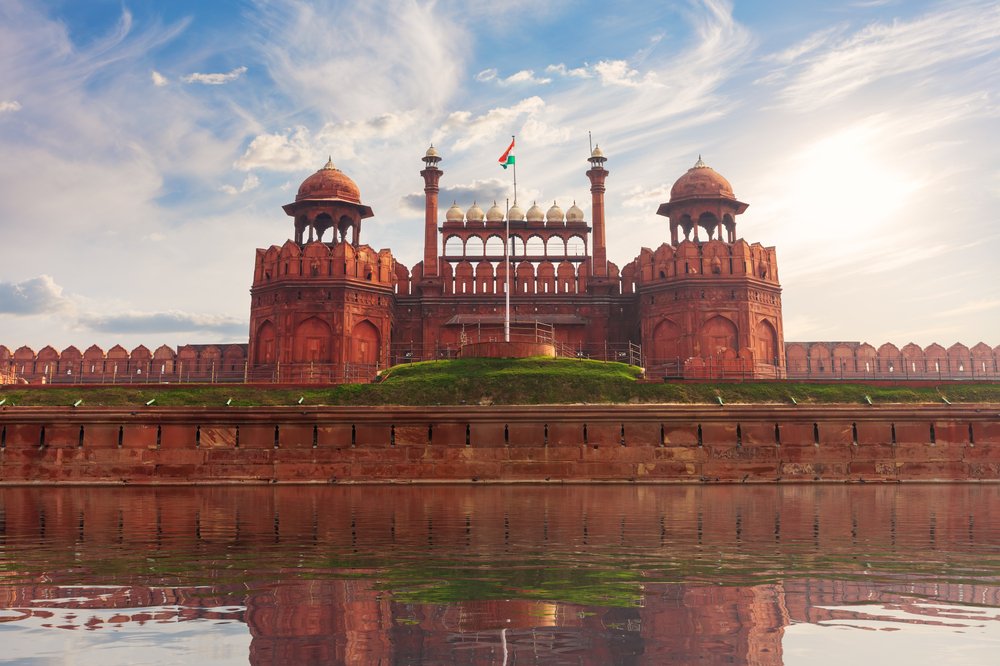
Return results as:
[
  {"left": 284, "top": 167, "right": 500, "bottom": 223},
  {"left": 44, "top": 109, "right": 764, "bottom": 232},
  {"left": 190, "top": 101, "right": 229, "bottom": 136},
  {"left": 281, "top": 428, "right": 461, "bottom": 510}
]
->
[
  {"left": 694, "top": 155, "right": 707, "bottom": 168},
  {"left": 323, "top": 156, "right": 335, "bottom": 170}
]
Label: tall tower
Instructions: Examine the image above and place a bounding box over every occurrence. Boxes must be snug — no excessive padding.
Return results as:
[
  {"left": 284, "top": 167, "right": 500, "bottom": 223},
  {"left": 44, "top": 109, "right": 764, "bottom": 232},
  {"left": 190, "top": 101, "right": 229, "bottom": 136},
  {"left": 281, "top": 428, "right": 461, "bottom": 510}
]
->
[
  {"left": 420, "top": 145, "right": 442, "bottom": 279},
  {"left": 248, "top": 159, "right": 395, "bottom": 382},
  {"left": 586, "top": 146, "right": 609, "bottom": 278},
  {"left": 630, "top": 157, "right": 784, "bottom": 378}
]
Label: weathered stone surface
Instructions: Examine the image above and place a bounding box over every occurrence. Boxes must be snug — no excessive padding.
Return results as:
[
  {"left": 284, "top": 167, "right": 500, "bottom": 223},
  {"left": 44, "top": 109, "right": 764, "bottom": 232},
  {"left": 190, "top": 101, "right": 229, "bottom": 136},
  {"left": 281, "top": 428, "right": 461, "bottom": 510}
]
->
[{"left": 1, "top": 404, "right": 998, "bottom": 484}]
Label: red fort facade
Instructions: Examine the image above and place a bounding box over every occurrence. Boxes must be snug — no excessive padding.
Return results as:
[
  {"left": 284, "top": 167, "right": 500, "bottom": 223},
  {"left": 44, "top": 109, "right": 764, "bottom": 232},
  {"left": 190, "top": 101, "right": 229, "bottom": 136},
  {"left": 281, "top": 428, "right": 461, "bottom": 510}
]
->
[{"left": 247, "top": 148, "right": 785, "bottom": 381}]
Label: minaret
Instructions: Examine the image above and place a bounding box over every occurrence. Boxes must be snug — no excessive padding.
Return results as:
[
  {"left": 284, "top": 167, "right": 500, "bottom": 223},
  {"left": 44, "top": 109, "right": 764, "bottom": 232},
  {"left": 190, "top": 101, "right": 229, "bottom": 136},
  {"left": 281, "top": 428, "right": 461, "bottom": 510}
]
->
[
  {"left": 420, "top": 145, "right": 442, "bottom": 278},
  {"left": 586, "top": 145, "right": 609, "bottom": 278}
]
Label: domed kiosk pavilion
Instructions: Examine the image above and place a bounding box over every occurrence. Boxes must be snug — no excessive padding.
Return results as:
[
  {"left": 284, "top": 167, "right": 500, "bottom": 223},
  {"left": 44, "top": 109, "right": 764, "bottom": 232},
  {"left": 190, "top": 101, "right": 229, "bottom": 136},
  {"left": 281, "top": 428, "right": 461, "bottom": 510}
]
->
[{"left": 246, "top": 148, "right": 785, "bottom": 382}]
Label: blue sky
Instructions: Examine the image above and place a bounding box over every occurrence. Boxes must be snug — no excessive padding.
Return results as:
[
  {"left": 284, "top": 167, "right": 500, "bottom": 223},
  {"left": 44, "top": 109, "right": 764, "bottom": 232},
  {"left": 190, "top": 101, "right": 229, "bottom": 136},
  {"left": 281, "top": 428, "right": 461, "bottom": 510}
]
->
[{"left": 0, "top": 0, "right": 997, "bottom": 351}]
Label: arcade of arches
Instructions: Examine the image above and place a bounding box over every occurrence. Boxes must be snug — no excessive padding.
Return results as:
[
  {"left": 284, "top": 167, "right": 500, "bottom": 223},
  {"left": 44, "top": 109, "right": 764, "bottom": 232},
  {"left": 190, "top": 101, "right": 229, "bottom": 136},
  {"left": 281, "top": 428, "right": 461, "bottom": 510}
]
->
[{"left": 4, "top": 148, "right": 994, "bottom": 385}]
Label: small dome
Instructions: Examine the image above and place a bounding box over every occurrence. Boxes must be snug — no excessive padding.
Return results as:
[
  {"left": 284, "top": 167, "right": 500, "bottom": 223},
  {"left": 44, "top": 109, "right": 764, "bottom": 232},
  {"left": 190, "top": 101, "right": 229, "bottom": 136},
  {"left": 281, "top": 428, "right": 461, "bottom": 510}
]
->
[
  {"left": 424, "top": 145, "right": 439, "bottom": 159},
  {"left": 486, "top": 201, "right": 504, "bottom": 222},
  {"left": 296, "top": 158, "right": 362, "bottom": 203},
  {"left": 526, "top": 201, "right": 545, "bottom": 222},
  {"left": 566, "top": 201, "right": 584, "bottom": 222},
  {"left": 508, "top": 203, "right": 525, "bottom": 221},
  {"left": 669, "top": 156, "right": 735, "bottom": 201},
  {"left": 591, "top": 145, "right": 604, "bottom": 159},
  {"left": 546, "top": 201, "right": 564, "bottom": 223},
  {"left": 445, "top": 202, "right": 464, "bottom": 222},
  {"left": 466, "top": 201, "right": 485, "bottom": 222}
]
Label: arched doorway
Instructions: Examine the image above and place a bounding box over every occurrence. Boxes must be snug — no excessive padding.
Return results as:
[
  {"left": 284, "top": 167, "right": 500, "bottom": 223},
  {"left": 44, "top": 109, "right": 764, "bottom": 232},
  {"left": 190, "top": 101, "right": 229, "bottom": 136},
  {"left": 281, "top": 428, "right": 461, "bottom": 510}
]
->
[
  {"left": 254, "top": 322, "right": 275, "bottom": 364},
  {"left": 699, "top": 316, "right": 737, "bottom": 356},
  {"left": 754, "top": 319, "right": 779, "bottom": 365},
  {"left": 292, "top": 317, "right": 332, "bottom": 363},
  {"left": 652, "top": 319, "right": 684, "bottom": 364},
  {"left": 350, "top": 320, "right": 381, "bottom": 366}
]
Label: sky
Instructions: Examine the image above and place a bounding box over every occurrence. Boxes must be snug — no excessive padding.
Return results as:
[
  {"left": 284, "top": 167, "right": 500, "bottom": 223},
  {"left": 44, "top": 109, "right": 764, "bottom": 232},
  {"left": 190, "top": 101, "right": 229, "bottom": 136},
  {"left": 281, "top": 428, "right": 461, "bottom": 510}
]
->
[{"left": 0, "top": 0, "right": 997, "bottom": 353}]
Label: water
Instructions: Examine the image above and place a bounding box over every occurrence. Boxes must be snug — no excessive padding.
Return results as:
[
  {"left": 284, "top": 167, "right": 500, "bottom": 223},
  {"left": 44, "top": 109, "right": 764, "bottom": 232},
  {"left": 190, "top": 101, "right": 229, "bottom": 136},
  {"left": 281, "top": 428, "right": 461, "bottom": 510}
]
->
[{"left": 1, "top": 485, "right": 999, "bottom": 664}]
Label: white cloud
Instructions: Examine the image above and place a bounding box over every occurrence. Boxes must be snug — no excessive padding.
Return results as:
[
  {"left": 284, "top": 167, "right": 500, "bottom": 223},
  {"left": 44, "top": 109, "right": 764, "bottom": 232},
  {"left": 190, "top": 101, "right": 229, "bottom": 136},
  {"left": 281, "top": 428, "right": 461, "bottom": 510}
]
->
[
  {"left": 234, "top": 126, "right": 314, "bottom": 172},
  {"left": 0, "top": 100, "right": 21, "bottom": 113},
  {"left": 545, "top": 60, "right": 656, "bottom": 87},
  {"left": 150, "top": 70, "right": 168, "bottom": 86},
  {"left": 437, "top": 97, "right": 546, "bottom": 151},
  {"left": 593, "top": 60, "right": 652, "bottom": 88},
  {"left": 181, "top": 65, "right": 247, "bottom": 85},
  {"left": 545, "top": 63, "right": 591, "bottom": 79},
  {"left": 78, "top": 310, "right": 247, "bottom": 336},
  {"left": 220, "top": 173, "right": 260, "bottom": 195},
  {"left": 766, "top": 2, "right": 1000, "bottom": 111},
  {"left": 247, "top": 0, "right": 466, "bottom": 119},
  {"left": 235, "top": 112, "right": 415, "bottom": 172},
  {"left": 0, "top": 275, "right": 73, "bottom": 315},
  {"left": 477, "top": 68, "right": 551, "bottom": 86}
]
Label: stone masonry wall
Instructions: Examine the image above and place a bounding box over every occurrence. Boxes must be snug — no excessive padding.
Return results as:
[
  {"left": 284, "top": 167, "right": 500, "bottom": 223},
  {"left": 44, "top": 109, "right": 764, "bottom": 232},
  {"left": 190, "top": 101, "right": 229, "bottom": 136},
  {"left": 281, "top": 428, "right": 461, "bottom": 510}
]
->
[{"left": 1, "top": 404, "right": 998, "bottom": 484}]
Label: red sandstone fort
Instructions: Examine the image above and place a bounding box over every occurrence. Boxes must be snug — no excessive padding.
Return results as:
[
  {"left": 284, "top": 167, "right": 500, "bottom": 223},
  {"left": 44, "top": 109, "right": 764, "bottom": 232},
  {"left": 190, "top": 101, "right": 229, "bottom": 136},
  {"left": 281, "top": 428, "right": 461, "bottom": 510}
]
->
[{"left": 2, "top": 148, "right": 997, "bottom": 384}]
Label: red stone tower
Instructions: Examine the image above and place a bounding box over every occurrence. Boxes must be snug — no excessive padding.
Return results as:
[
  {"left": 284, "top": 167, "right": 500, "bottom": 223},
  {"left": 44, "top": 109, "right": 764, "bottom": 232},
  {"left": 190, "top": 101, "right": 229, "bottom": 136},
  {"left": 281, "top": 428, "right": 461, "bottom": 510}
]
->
[
  {"left": 247, "top": 159, "right": 396, "bottom": 382},
  {"left": 629, "top": 158, "right": 785, "bottom": 378}
]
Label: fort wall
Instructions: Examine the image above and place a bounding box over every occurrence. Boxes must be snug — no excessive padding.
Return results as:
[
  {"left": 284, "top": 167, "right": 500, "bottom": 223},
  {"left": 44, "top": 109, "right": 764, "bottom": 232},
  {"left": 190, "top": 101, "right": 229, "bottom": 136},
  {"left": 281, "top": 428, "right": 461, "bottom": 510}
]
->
[{"left": 1, "top": 404, "right": 998, "bottom": 484}]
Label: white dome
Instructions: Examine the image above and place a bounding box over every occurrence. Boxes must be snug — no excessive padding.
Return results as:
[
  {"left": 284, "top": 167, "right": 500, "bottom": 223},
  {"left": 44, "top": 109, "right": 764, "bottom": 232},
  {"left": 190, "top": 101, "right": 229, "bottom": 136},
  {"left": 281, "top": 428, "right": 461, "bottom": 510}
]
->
[
  {"left": 526, "top": 202, "right": 545, "bottom": 222},
  {"left": 546, "top": 201, "right": 564, "bottom": 224},
  {"left": 508, "top": 203, "right": 525, "bottom": 221},
  {"left": 445, "top": 202, "right": 464, "bottom": 222},
  {"left": 566, "top": 201, "right": 584, "bottom": 222},
  {"left": 466, "top": 201, "right": 484, "bottom": 222},
  {"left": 486, "top": 201, "right": 504, "bottom": 222}
]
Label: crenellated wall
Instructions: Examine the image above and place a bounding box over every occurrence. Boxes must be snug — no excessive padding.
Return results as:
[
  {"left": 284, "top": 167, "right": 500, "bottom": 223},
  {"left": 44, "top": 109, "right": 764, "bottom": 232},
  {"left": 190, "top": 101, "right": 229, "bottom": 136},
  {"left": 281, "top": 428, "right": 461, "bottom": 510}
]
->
[
  {"left": 785, "top": 341, "right": 1000, "bottom": 380},
  {"left": 1, "top": 404, "right": 998, "bottom": 484},
  {"left": 0, "top": 343, "right": 247, "bottom": 384}
]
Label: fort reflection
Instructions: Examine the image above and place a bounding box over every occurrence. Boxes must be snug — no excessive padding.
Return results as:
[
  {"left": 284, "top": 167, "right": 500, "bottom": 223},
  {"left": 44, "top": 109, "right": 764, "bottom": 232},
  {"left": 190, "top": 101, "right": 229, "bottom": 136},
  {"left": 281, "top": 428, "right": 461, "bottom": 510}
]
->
[{"left": 1, "top": 485, "right": 999, "bottom": 664}]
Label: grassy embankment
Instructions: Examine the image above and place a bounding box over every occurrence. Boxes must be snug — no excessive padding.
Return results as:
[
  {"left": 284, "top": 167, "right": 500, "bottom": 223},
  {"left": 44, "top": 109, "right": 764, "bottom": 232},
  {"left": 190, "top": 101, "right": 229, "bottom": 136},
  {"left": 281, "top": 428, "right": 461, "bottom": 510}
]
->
[{"left": 1, "top": 357, "right": 998, "bottom": 407}]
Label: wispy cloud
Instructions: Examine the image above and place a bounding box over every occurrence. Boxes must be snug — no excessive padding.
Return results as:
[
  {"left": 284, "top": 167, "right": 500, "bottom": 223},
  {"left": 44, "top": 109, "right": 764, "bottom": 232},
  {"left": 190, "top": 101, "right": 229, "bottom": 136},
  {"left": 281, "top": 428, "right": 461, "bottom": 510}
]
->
[
  {"left": 437, "top": 97, "right": 546, "bottom": 151},
  {"left": 248, "top": 0, "right": 467, "bottom": 119},
  {"left": 150, "top": 70, "right": 168, "bottom": 87},
  {"left": 181, "top": 65, "right": 247, "bottom": 85},
  {"left": 220, "top": 173, "right": 260, "bottom": 195},
  {"left": 544, "top": 60, "right": 656, "bottom": 87},
  {"left": 0, "top": 100, "right": 21, "bottom": 113},
  {"left": 935, "top": 299, "right": 1000, "bottom": 319},
  {"left": 235, "top": 112, "right": 416, "bottom": 172},
  {"left": 476, "top": 68, "right": 552, "bottom": 86},
  {"left": 764, "top": 2, "right": 1000, "bottom": 111}
]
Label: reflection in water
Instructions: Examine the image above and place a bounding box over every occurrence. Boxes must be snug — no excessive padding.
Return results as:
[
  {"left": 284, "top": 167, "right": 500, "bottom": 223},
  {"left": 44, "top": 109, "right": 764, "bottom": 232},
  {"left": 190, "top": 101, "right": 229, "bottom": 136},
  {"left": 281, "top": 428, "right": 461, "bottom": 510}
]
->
[{"left": 1, "top": 485, "right": 999, "bottom": 664}]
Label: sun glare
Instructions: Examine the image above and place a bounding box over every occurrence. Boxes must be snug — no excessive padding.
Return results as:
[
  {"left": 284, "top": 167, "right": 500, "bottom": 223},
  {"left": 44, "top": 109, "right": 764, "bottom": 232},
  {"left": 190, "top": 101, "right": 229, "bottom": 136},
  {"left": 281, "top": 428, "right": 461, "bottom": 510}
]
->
[{"left": 782, "top": 124, "right": 918, "bottom": 244}]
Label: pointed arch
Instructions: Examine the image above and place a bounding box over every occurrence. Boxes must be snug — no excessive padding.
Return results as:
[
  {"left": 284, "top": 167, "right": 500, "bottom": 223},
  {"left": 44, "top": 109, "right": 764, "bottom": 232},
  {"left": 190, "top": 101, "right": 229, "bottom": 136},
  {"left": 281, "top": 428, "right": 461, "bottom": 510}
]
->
[
  {"left": 699, "top": 316, "right": 737, "bottom": 356},
  {"left": 293, "top": 317, "right": 332, "bottom": 363},
  {"left": 255, "top": 320, "right": 277, "bottom": 365},
  {"left": 350, "top": 319, "right": 381, "bottom": 366}
]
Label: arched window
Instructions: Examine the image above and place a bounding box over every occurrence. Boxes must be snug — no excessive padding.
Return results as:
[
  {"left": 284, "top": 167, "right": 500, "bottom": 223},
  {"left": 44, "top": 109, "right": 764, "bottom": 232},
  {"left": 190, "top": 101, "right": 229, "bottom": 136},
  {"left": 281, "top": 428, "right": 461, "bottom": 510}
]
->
[
  {"left": 444, "top": 235, "right": 464, "bottom": 256},
  {"left": 465, "top": 236, "right": 485, "bottom": 256},
  {"left": 525, "top": 235, "right": 545, "bottom": 256},
  {"left": 485, "top": 235, "right": 504, "bottom": 256}
]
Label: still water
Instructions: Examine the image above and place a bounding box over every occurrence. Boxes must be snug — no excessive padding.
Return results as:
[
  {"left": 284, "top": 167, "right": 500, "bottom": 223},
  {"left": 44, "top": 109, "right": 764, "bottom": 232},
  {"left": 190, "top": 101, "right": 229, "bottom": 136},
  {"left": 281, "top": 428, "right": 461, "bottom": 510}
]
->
[{"left": 1, "top": 484, "right": 999, "bottom": 665}]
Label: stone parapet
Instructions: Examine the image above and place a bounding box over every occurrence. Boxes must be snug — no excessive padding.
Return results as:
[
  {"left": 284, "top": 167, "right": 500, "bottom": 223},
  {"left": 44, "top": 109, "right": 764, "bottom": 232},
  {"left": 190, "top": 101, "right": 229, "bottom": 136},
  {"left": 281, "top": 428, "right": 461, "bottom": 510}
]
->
[{"left": 1, "top": 404, "right": 998, "bottom": 484}]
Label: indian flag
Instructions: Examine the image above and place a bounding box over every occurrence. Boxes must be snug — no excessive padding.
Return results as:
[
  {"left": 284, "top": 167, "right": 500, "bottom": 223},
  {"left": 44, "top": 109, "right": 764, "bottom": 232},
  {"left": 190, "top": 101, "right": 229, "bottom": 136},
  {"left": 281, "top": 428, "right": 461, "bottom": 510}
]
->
[{"left": 498, "top": 137, "right": 515, "bottom": 169}]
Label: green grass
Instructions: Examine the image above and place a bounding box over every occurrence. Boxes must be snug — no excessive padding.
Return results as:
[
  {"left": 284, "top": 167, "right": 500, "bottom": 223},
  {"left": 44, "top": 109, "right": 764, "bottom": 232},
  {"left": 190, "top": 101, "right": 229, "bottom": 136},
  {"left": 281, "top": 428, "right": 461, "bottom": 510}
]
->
[{"left": 1, "top": 356, "right": 999, "bottom": 406}]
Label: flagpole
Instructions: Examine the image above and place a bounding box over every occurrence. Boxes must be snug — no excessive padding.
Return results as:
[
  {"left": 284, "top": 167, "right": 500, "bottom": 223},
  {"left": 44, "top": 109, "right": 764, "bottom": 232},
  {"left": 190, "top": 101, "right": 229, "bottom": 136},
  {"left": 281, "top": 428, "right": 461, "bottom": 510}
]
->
[
  {"left": 504, "top": 197, "right": 510, "bottom": 343},
  {"left": 507, "top": 134, "right": 515, "bottom": 343}
]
